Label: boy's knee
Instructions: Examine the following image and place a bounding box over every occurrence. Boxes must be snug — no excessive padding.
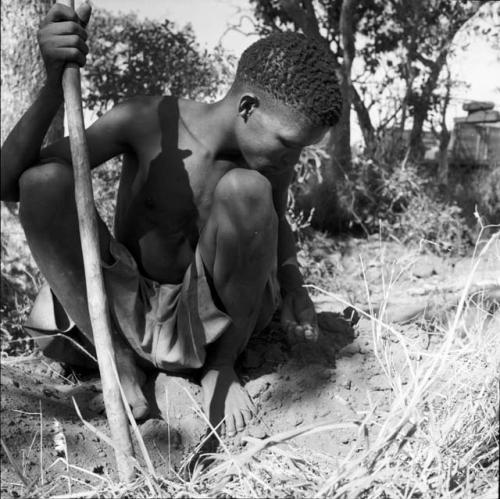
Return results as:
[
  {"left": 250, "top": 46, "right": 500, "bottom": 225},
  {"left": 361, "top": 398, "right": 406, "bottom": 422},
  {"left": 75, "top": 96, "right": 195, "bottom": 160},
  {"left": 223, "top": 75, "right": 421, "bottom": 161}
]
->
[
  {"left": 214, "top": 169, "right": 276, "bottom": 231},
  {"left": 19, "top": 161, "right": 74, "bottom": 228},
  {"left": 19, "top": 161, "right": 72, "bottom": 194}
]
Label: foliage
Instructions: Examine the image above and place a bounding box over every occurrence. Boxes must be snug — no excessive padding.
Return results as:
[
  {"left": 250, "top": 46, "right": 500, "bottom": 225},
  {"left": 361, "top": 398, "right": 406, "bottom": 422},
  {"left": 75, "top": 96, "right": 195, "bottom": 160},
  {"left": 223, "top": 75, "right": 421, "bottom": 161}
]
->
[
  {"left": 358, "top": 0, "right": 482, "bottom": 157},
  {"left": 341, "top": 157, "right": 472, "bottom": 253},
  {"left": 1, "top": 206, "right": 41, "bottom": 357},
  {"left": 249, "top": 0, "right": 485, "bottom": 160},
  {"left": 92, "top": 158, "right": 121, "bottom": 231},
  {"left": 286, "top": 144, "right": 329, "bottom": 239},
  {"left": 84, "top": 9, "right": 236, "bottom": 115},
  {"left": 290, "top": 140, "right": 473, "bottom": 254}
]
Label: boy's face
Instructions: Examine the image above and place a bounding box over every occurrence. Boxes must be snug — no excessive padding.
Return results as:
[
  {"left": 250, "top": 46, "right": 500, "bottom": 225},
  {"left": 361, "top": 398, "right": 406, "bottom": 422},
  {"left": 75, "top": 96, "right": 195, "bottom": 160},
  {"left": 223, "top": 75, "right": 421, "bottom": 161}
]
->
[{"left": 236, "top": 95, "right": 327, "bottom": 174}]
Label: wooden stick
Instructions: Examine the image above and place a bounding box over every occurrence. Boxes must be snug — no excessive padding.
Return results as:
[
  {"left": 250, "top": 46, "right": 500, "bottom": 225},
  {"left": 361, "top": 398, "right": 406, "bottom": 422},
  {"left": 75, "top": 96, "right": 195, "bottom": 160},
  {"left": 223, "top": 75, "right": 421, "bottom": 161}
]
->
[{"left": 58, "top": 0, "right": 135, "bottom": 482}]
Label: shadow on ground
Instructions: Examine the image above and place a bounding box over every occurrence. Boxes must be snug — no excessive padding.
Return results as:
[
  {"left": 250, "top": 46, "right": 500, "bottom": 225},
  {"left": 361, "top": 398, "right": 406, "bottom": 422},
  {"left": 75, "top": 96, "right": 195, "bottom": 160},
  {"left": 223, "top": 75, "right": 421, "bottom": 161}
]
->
[
  {"left": 147, "top": 310, "right": 357, "bottom": 468},
  {"left": 0, "top": 311, "right": 357, "bottom": 485}
]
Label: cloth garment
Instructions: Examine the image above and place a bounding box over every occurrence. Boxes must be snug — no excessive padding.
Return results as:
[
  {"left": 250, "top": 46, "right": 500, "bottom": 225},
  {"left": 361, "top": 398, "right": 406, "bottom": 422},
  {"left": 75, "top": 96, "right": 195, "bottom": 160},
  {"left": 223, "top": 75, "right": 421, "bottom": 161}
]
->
[{"left": 25, "top": 238, "right": 280, "bottom": 371}]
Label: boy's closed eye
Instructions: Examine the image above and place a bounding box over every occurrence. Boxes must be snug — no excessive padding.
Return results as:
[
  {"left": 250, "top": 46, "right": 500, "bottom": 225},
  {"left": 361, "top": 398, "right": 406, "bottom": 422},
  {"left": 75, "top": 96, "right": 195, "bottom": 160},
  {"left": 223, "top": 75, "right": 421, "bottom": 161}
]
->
[{"left": 278, "top": 136, "right": 304, "bottom": 150}]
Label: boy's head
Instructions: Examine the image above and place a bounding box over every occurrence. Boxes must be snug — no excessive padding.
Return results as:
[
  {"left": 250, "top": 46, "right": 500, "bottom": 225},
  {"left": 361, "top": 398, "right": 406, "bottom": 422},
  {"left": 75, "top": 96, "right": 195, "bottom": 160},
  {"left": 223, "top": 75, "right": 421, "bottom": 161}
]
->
[{"left": 231, "top": 32, "right": 342, "bottom": 172}]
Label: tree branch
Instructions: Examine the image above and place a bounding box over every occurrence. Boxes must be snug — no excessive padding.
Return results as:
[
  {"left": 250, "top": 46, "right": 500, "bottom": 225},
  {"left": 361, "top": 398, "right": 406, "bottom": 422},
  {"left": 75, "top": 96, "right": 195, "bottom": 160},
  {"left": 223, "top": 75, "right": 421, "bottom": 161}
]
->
[
  {"left": 377, "top": 101, "right": 403, "bottom": 132},
  {"left": 351, "top": 82, "right": 375, "bottom": 146},
  {"left": 415, "top": 52, "right": 435, "bottom": 68},
  {"left": 276, "top": 0, "right": 325, "bottom": 45}
]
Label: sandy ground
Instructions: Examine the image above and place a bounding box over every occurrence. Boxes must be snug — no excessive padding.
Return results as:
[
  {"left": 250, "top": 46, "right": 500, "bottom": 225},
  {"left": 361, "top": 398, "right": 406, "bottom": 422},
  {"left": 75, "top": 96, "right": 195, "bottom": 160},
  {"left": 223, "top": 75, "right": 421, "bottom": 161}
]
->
[{"left": 1, "top": 237, "right": 498, "bottom": 497}]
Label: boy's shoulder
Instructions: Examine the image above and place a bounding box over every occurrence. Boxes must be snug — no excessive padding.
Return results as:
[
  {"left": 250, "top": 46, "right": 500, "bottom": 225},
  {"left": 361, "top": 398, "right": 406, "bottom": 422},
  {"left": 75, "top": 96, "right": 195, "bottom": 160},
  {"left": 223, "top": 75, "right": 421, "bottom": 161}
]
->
[
  {"left": 116, "top": 94, "right": 167, "bottom": 123},
  {"left": 111, "top": 95, "right": 179, "bottom": 144},
  {"left": 117, "top": 95, "right": 204, "bottom": 134}
]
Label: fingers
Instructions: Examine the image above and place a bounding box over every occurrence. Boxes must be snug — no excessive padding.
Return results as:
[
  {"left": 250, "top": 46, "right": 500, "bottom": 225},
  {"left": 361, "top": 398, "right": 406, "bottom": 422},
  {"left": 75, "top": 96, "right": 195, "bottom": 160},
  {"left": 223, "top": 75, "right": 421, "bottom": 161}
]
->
[
  {"left": 46, "top": 2, "right": 92, "bottom": 26},
  {"left": 296, "top": 302, "right": 319, "bottom": 342},
  {"left": 56, "top": 35, "right": 89, "bottom": 55},
  {"left": 76, "top": 1, "right": 92, "bottom": 27},
  {"left": 303, "top": 323, "right": 319, "bottom": 342},
  {"left": 45, "top": 3, "right": 80, "bottom": 24},
  {"left": 51, "top": 47, "right": 87, "bottom": 67},
  {"left": 49, "top": 21, "right": 88, "bottom": 41},
  {"left": 283, "top": 320, "right": 319, "bottom": 342},
  {"left": 44, "top": 3, "right": 89, "bottom": 30},
  {"left": 38, "top": 22, "right": 89, "bottom": 68},
  {"left": 39, "top": 3, "right": 90, "bottom": 69}
]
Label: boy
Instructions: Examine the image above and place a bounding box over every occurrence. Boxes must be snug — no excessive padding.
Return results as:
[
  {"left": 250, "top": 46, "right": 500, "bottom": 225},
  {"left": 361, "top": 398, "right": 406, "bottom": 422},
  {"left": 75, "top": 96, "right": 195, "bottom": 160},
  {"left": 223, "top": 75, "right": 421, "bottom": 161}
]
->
[{"left": 1, "top": 3, "right": 342, "bottom": 437}]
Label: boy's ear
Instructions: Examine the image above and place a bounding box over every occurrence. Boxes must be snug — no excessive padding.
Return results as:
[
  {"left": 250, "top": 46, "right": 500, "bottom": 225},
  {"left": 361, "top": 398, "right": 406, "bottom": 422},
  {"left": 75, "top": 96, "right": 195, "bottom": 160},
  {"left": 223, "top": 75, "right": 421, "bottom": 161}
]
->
[{"left": 238, "top": 94, "right": 259, "bottom": 122}]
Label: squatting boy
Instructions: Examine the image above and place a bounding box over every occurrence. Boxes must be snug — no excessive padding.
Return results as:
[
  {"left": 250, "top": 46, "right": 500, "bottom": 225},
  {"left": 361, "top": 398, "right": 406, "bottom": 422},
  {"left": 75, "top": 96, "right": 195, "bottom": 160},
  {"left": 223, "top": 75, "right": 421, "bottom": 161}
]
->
[{"left": 1, "top": 3, "right": 342, "bottom": 437}]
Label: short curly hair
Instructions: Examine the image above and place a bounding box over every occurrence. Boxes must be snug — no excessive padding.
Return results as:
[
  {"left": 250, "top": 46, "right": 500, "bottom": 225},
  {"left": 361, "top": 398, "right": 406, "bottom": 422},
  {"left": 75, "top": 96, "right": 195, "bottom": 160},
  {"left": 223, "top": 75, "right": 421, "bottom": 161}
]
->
[{"left": 235, "top": 32, "right": 342, "bottom": 127}]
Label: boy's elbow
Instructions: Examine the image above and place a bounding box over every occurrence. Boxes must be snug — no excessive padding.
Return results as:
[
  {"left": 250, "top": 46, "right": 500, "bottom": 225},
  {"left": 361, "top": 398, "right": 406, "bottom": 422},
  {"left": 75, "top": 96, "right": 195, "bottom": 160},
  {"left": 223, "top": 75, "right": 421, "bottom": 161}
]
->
[
  {"left": 1, "top": 185, "right": 20, "bottom": 203},
  {"left": 0, "top": 172, "right": 20, "bottom": 202},
  {"left": 0, "top": 151, "right": 20, "bottom": 202}
]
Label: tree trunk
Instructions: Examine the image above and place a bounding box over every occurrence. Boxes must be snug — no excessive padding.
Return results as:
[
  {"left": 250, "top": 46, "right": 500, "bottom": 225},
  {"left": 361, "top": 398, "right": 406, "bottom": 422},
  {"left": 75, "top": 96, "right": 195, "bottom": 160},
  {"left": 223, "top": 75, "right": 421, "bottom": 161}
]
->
[
  {"left": 408, "top": 100, "right": 427, "bottom": 160},
  {"left": 438, "top": 127, "right": 450, "bottom": 187},
  {"left": 329, "top": 0, "right": 356, "bottom": 175},
  {"left": 351, "top": 83, "right": 375, "bottom": 152},
  {"left": 1, "top": 0, "right": 63, "bottom": 145},
  {"left": 408, "top": 51, "right": 447, "bottom": 161},
  {"left": 437, "top": 68, "right": 452, "bottom": 188}
]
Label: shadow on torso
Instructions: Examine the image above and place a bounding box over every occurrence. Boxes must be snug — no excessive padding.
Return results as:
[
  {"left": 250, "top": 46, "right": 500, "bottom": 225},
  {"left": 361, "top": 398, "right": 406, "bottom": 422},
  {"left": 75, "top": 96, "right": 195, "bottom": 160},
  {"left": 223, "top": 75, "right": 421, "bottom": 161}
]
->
[{"left": 115, "top": 97, "right": 199, "bottom": 283}]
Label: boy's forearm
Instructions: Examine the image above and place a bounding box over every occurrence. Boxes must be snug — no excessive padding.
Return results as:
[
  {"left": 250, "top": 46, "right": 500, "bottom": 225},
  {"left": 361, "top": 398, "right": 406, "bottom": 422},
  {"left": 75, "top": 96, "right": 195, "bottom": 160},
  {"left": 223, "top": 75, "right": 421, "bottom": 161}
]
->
[
  {"left": 1, "top": 82, "right": 64, "bottom": 202},
  {"left": 277, "top": 217, "right": 304, "bottom": 294}
]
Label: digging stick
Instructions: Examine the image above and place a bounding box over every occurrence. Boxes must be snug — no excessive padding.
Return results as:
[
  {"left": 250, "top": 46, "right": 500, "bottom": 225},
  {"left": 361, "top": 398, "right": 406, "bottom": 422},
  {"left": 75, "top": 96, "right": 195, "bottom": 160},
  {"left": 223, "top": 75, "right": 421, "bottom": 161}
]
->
[{"left": 58, "top": 0, "right": 135, "bottom": 481}]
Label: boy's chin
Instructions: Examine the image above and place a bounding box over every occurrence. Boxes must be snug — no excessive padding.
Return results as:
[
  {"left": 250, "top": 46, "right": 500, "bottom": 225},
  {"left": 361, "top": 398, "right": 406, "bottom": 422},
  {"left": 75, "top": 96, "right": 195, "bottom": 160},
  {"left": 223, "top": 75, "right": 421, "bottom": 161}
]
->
[
  {"left": 240, "top": 154, "right": 282, "bottom": 174},
  {"left": 259, "top": 163, "right": 290, "bottom": 176}
]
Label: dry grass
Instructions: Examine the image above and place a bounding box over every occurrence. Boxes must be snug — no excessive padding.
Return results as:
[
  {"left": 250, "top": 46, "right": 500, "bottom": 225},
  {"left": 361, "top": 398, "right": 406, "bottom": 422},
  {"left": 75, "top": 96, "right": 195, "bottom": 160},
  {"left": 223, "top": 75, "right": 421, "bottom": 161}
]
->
[{"left": 2, "top": 224, "right": 498, "bottom": 498}]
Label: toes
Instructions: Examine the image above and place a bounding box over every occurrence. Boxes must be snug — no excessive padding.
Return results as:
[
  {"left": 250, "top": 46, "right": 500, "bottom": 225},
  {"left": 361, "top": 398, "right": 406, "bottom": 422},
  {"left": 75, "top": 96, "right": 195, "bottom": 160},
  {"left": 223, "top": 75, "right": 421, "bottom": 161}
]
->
[
  {"left": 131, "top": 402, "right": 150, "bottom": 420},
  {"left": 226, "top": 415, "right": 236, "bottom": 437},
  {"left": 89, "top": 393, "right": 105, "bottom": 414},
  {"left": 234, "top": 411, "right": 245, "bottom": 434},
  {"left": 242, "top": 408, "right": 253, "bottom": 427},
  {"left": 89, "top": 392, "right": 150, "bottom": 421},
  {"left": 245, "top": 393, "right": 257, "bottom": 414}
]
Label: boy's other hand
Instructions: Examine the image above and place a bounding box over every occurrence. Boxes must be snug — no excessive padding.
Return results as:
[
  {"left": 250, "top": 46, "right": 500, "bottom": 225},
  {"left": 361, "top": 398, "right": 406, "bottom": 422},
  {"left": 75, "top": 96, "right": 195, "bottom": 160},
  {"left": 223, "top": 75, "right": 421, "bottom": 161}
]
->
[
  {"left": 280, "top": 287, "right": 319, "bottom": 343},
  {"left": 38, "top": 1, "right": 92, "bottom": 87}
]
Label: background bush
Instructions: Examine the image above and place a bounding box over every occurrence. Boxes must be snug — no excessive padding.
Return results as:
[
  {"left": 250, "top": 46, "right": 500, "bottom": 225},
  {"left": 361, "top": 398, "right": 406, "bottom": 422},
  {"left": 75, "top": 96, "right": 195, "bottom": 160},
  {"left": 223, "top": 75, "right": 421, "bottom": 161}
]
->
[{"left": 291, "top": 148, "right": 473, "bottom": 256}]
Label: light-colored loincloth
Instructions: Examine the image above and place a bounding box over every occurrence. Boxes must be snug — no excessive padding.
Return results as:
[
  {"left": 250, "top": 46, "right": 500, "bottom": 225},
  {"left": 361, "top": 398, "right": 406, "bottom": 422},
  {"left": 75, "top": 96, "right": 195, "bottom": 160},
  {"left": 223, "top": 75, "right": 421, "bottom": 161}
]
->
[{"left": 25, "top": 238, "right": 280, "bottom": 371}]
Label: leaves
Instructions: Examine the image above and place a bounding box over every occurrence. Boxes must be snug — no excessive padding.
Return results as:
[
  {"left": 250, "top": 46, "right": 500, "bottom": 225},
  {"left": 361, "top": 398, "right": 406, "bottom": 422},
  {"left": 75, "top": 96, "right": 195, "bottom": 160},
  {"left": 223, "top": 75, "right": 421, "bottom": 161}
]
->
[
  {"left": 82, "top": 10, "right": 235, "bottom": 115},
  {"left": 249, "top": 0, "right": 484, "bottom": 157}
]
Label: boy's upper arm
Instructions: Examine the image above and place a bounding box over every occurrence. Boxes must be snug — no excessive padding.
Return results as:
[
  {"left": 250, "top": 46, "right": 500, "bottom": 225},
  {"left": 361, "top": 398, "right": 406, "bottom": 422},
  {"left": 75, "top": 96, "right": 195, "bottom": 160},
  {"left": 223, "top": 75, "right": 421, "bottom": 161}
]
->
[
  {"left": 40, "top": 96, "right": 157, "bottom": 168},
  {"left": 272, "top": 168, "right": 294, "bottom": 220}
]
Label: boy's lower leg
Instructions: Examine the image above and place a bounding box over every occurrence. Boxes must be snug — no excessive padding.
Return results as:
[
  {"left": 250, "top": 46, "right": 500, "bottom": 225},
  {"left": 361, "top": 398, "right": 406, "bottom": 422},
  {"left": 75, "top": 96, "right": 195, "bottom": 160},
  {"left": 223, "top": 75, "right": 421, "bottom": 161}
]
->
[
  {"left": 198, "top": 169, "right": 278, "bottom": 436},
  {"left": 19, "top": 161, "right": 149, "bottom": 419}
]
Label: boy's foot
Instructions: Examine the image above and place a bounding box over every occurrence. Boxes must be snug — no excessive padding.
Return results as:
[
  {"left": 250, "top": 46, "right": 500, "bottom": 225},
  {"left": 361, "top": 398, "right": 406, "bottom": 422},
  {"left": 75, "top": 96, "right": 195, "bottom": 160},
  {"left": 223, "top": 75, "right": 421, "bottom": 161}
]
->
[
  {"left": 114, "top": 341, "right": 150, "bottom": 419},
  {"left": 90, "top": 340, "right": 150, "bottom": 420},
  {"left": 200, "top": 366, "right": 255, "bottom": 437}
]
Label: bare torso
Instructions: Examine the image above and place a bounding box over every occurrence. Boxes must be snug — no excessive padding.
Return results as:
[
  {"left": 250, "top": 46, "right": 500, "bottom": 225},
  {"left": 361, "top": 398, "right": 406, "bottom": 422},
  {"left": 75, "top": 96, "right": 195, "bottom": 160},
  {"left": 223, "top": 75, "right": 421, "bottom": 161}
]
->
[{"left": 113, "top": 96, "right": 237, "bottom": 284}]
